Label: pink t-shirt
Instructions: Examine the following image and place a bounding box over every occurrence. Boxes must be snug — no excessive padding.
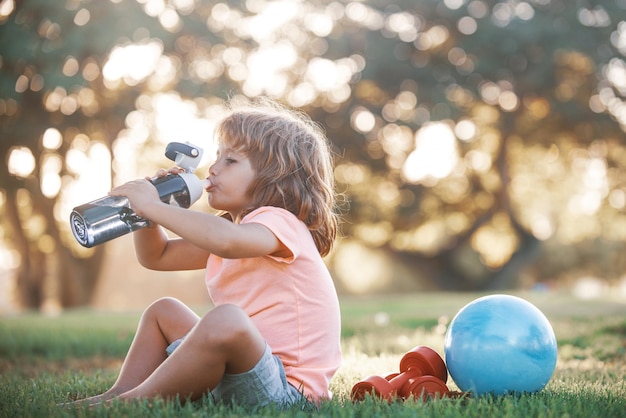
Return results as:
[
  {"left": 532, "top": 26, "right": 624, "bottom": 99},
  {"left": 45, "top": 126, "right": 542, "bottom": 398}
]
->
[{"left": 205, "top": 206, "right": 342, "bottom": 401}]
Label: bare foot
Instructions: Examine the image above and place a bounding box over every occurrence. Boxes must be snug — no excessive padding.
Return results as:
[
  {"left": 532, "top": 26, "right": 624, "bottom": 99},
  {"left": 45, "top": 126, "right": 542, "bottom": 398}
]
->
[{"left": 57, "top": 389, "right": 124, "bottom": 408}]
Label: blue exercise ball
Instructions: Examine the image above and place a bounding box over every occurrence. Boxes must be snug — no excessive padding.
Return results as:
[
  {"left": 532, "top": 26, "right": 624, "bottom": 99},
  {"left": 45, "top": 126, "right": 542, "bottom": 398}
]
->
[{"left": 444, "top": 294, "right": 557, "bottom": 396}]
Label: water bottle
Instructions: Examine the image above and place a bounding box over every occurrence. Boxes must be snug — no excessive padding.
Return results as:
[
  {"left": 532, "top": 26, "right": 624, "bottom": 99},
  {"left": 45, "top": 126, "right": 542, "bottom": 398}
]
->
[{"left": 70, "top": 142, "right": 204, "bottom": 248}]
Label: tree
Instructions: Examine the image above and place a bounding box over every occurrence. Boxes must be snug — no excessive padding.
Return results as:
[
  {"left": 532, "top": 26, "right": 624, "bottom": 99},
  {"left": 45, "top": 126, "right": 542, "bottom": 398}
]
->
[
  {"left": 1, "top": 0, "right": 625, "bottom": 308},
  {"left": 0, "top": 0, "right": 356, "bottom": 308},
  {"left": 0, "top": 0, "right": 179, "bottom": 307},
  {"left": 320, "top": 0, "right": 626, "bottom": 290}
]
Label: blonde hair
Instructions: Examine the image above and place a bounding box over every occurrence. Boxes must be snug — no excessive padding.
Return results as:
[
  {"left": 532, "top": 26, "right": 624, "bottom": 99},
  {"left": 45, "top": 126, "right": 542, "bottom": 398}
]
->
[{"left": 216, "top": 99, "right": 339, "bottom": 256}]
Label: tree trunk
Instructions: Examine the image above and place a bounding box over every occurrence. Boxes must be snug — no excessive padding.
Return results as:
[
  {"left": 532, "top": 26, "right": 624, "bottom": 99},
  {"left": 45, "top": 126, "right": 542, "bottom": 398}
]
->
[
  {"left": 4, "top": 187, "right": 46, "bottom": 308},
  {"left": 29, "top": 183, "right": 106, "bottom": 308}
]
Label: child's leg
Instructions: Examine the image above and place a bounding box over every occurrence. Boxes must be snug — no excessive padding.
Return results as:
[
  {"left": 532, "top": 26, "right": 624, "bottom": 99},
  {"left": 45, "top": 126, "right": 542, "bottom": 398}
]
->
[
  {"left": 116, "top": 303, "right": 266, "bottom": 402},
  {"left": 109, "top": 297, "right": 200, "bottom": 394},
  {"left": 69, "top": 297, "right": 199, "bottom": 405}
]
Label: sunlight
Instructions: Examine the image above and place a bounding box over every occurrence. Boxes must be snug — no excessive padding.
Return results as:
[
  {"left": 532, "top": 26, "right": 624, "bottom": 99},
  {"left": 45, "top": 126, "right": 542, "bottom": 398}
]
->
[
  {"left": 415, "top": 25, "right": 449, "bottom": 51},
  {"left": 568, "top": 157, "right": 608, "bottom": 216},
  {"left": 383, "top": 91, "right": 418, "bottom": 122},
  {"left": 334, "top": 162, "right": 367, "bottom": 185},
  {"left": 102, "top": 40, "right": 164, "bottom": 87},
  {"left": 332, "top": 240, "right": 392, "bottom": 294},
  {"left": 0, "top": 0, "right": 14, "bottom": 21},
  {"left": 609, "top": 189, "right": 625, "bottom": 209},
  {"left": 458, "top": 16, "right": 478, "bottom": 35},
  {"left": 479, "top": 81, "right": 501, "bottom": 105},
  {"left": 206, "top": 1, "right": 354, "bottom": 103},
  {"left": 242, "top": 0, "right": 300, "bottom": 42},
  {"left": 385, "top": 11, "right": 420, "bottom": 42},
  {"left": 0, "top": 245, "right": 19, "bottom": 271},
  {"left": 42, "top": 128, "right": 62, "bottom": 150},
  {"left": 471, "top": 213, "right": 519, "bottom": 269},
  {"left": 65, "top": 135, "right": 90, "bottom": 174},
  {"left": 499, "top": 90, "right": 519, "bottom": 111},
  {"left": 171, "top": 0, "right": 194, "bottom": 13},
  {"left": 7, "top": 146, "right": 35, "bottom": 178},
  {"left": 73, "top": 8, "right": 90, "bottom": 26},
  {"left": 244, "top": 42, "right": 297, "bottom": 97},
  {"left": 351, "top": 108, "right": 376, "bottom": 133},
  {"left": 86, "top": 143, "right": 111, "bottom": 195},
  {"left": 578, "top": 6, "right": 610, "bottom": 28},
  {"left": 304, "top": 11, "right": 334, "bottom": 37},
  {"left": 464, "top": 150, "right": 491, "bottom": 173},
  {"left": 402, "top": 122, "right": 459, "bottom": 183},
  {"left": 112, "top": 92, "right": 218, "bottom": 182},
  {"left": 611, "top": 21, "right": 626, "bottom": 55},
  {"left": 58, "top": 142, "right": 112, "bottom": 224},
  {"left": 40, "top": 154, "right": 63, "bottom": 198},
  {"left": 454, "top": 119, "right": 477, "bottom": 141},
  {"left": 151, "top": 93, "right": 218, "bottom": 155},
  {"left": 208, "top": 3, "right": 240, "bottom": 31},
  {"left": 392, "top": 220, "right": 447, "bottom": 255},
  {"left": 531, "top": 214, "right": 554, "bottom": 241},
  {"left": 62, "top": 56, "right": 79, "bottom": 77},
  {"left": 287, "top": 82, "right": 316, "bottom": 107},
  {"left": 158, "top": 6, "right": 182, "bottom": 31},
  {"left": 379, "top": 124, "right": 413, "bottom": 168},
  {"left": 443, "top": 0, "right": 465, "bottom": 10},
  {"left": 606, "top": 58, "right": 626, "bottom": 95},
  {"left": 345, "top": 2, "right": 383, "bottom": 30},
  {"left": 306, "top": 57, "right": 353, "bottom": 94},
  {"left": 353, "top": 222, "right": 393, "bottom": 247}
]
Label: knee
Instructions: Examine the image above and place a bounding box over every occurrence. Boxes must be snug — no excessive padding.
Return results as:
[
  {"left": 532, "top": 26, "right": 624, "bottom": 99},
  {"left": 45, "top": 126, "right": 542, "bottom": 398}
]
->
[
  {"left": 142, "top": 297, "right": 183, "bottom": 321},
  {"left": 196, "top": 304, "right": 255, "bottom": 345}
]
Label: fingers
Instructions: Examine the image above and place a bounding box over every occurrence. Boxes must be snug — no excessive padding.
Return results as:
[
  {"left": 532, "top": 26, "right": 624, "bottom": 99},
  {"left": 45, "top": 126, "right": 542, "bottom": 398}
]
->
[
  {"left": 147, "top": 169, "right": 167, "bottom": 181},
  {"left": 149, "top": 167, "right": 185, "bottom": 181},
  {"left": 109, "top": 179, "right": 150, "bottom": 196}
]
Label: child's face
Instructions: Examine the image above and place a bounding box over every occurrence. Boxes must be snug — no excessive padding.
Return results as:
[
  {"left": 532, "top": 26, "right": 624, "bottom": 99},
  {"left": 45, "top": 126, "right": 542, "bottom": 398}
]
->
[{"left": 206, "top": 142, "right": 256, "bottom": 218}]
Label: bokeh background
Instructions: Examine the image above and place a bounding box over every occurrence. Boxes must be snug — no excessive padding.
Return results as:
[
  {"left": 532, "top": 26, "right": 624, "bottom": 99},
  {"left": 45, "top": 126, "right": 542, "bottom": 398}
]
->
[{"left": 1, "top": 0, "right": 626, "bottom": 313}]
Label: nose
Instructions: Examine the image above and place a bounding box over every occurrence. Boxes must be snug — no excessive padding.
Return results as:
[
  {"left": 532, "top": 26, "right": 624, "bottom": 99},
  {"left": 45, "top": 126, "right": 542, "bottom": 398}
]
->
[{"left": 208, "top": 161, "right": 217, "bottom": 176}]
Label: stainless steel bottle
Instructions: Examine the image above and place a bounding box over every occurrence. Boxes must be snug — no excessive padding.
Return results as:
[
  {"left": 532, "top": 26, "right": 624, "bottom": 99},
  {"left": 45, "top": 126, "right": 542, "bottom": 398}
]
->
[{"left": 70, "top": 142, "right": 204, "bottom": 248}]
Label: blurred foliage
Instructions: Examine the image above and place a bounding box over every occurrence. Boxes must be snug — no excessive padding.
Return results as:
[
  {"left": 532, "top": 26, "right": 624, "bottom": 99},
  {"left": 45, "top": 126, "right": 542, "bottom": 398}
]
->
[{"left": 1, "top": 0, "right": 626, "bottom": 308}]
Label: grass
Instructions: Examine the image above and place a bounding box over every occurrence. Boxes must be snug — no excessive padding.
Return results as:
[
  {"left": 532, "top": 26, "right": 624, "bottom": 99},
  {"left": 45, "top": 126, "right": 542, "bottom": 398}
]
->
[{"left": 1, "top": 291, "right": 625, "bottom": 417}]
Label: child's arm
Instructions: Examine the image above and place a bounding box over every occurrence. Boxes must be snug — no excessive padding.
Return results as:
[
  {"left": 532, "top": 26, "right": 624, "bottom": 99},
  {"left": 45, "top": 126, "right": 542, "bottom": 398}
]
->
[
  {"left": 131, "top": 223, "right": 210, "bottom": 271},
  {"left": 110, "top": 179, "right": 288, "bottom": 260},
  {"left": 145, "top": 204, "right": 285, "bottom": 258}
]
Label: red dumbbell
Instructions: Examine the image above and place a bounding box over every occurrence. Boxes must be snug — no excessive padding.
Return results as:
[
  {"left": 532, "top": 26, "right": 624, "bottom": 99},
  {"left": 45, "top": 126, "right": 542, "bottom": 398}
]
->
[
  {"left": 382, "top": 371, "right": 449, "bottom": 400},
  {"left": 351, "top": 369, "right": 424, "bottom": 401},
  {"left": 350, "top": 346, "right": 449, "bottom": 401},
  {"left": 402, "top": 375, "right": 450, "bottom": 400},
  {"left": 399, "top": 345, "right": 447, "bottom": 383}
]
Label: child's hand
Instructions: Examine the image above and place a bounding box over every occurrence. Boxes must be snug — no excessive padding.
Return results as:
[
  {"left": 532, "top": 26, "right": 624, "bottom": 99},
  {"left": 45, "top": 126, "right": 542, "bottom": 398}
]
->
[
  {"left": 151, "top": 166, "right": 185, "bottom": 180},
  {"left": 109, "top": 179, "right": 160, "bottom": 218}
]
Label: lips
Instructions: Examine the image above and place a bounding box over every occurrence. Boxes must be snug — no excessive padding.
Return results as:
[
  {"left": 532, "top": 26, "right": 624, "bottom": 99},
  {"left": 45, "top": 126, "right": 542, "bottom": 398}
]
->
[{"left": 203, "top": 179, "right": 214, "bottom": 192}]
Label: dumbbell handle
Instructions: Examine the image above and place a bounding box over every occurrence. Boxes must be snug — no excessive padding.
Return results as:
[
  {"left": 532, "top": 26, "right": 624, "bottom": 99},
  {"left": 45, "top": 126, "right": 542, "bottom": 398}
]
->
[{"left": 386, "top": 369, "right": 424, "bottom": 394}]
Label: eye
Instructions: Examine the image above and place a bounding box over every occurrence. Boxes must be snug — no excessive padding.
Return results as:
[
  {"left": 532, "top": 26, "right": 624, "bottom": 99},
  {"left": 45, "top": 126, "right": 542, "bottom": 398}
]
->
[{"left": 225, "top": 157, "right": 237, "bottom": 164}]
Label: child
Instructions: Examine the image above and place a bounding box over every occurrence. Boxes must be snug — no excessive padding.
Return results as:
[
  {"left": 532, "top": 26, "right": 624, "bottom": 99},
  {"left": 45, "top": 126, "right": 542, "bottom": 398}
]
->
[{"left": 70, "top": 98, "right": 342, "bottom": 408}]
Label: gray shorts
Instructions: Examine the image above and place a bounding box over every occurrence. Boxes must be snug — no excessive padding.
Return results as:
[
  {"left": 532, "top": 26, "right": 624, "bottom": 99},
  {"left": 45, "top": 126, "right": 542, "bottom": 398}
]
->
[{"left": 166, "top": 337, "right": 306, "bottom": 408}]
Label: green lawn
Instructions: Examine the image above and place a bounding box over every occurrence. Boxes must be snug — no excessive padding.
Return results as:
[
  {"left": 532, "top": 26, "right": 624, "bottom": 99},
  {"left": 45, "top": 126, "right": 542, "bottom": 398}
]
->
[{"left": 1, "top": 291, "right": 625, "bottom": 417}]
